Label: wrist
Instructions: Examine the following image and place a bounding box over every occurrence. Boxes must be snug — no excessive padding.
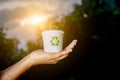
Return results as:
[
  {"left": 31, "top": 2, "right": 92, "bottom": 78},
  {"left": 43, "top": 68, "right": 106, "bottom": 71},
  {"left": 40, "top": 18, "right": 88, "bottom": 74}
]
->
[
  {"left": 24, "top": 54, "right": 34, "bottom": 67},
  {"left": 27, "top": 53, "right": 37, "bottom": 66}
]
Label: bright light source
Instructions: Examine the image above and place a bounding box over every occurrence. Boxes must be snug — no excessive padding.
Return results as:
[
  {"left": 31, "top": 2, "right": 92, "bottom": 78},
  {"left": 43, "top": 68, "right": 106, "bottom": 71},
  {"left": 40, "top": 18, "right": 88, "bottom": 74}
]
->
[
  {"left": 29, "top": 15, "right": 44, "bottom": 25},
  {"left": 21, "top": 14, "right": 50, "bottom": 26}
]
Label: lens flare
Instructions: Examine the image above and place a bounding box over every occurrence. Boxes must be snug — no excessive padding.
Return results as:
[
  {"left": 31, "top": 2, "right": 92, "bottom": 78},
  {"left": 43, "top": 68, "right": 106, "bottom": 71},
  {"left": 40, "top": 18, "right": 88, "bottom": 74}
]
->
[{"left": 21, "top": 14, "right": 50, "bottom": 26}]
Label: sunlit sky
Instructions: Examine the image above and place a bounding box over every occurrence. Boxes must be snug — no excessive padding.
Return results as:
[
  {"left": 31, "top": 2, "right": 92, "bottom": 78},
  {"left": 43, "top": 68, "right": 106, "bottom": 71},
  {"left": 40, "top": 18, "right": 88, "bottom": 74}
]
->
[{"left": 0, "top": 0, "right": 82, "bottom": 50}]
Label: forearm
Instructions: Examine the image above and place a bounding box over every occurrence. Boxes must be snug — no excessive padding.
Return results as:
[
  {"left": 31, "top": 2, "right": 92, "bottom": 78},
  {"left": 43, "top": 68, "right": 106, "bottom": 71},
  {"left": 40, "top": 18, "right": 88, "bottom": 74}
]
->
[{"left": 0, "top": 55, "right": 33, "bottom": 80}]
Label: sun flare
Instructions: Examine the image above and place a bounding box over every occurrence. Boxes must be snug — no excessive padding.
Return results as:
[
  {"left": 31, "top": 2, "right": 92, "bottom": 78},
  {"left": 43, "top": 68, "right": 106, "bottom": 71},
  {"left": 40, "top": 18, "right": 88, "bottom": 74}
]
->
[
  {"left": 29, "top": 15, "right": 41, "bottom": 25},
  {"left": 21, "top": 14, "right": 50, "bottom": 26},
  {"left": 29, "top": 15, "right": 46, "bottom": 25}
]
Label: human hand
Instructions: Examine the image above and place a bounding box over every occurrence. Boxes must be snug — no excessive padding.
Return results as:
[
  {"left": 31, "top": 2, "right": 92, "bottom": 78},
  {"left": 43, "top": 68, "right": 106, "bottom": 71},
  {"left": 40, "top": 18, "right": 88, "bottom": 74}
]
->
[{"left": 28, "top": 39, "right": 77, "bottom": 66}]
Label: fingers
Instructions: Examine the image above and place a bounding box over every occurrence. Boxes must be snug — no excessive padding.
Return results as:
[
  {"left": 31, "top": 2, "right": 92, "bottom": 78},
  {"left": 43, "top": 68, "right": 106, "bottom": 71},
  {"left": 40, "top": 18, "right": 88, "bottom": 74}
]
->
[
  {"left": 49, "top": 55, "right": 68, "bottom": 64},
  {"left": 60, "top": 39, "right": 77, "bottom": 55},
  {"left": 65, "top": 39, "right": 77, "bottom": 51},
  {"left": 57, "top": 55, "right": 68, "bottom": 61},
  {"left": 55, "top": 39, "right": 77, "bottom": 59}
]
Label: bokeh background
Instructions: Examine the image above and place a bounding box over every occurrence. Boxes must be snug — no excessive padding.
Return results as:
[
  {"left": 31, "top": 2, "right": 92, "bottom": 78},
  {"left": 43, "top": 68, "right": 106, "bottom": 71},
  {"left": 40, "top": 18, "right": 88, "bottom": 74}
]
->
[{"left": 0, "top": 0, "right": 118, "bottom": 80}]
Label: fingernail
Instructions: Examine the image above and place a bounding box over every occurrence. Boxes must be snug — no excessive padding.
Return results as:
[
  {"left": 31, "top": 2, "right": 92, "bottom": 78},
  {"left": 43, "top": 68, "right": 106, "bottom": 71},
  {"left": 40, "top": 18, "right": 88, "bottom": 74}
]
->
[
  {"left": 74, "top": 39, "right": 77, "bottom": 42},
  {"left": 70, "top": 50, "right": 72, "bottom": 52},
  {"left": 74, "top": 39, "right": 77, "bottom": 41}
]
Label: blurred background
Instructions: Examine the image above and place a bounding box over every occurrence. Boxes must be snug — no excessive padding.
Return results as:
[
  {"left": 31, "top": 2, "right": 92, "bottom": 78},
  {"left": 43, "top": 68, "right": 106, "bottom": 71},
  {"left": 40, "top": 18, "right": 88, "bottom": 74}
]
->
[{"left": 0, "top": 0, "right": 118, "bottom": 80}]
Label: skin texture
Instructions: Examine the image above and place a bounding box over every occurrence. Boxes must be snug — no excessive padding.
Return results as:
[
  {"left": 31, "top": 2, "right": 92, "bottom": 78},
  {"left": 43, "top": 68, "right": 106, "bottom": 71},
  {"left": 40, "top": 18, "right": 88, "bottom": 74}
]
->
[{"left": 0, "top": 39, "right": 77, "bottom": 80}]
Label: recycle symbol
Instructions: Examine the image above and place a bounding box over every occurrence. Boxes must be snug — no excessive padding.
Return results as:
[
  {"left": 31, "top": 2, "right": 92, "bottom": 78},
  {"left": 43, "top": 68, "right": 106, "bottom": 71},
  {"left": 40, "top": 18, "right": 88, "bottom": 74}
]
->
[{"left": 50, "top": 36, "right": 60, "bottom": 46}]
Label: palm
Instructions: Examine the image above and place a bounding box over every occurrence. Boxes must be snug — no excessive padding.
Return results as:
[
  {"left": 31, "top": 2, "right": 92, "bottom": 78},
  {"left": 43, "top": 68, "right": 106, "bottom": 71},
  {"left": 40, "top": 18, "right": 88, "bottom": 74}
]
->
[{"left": 30, "top": 40, "right": 77, "bottom": 65}]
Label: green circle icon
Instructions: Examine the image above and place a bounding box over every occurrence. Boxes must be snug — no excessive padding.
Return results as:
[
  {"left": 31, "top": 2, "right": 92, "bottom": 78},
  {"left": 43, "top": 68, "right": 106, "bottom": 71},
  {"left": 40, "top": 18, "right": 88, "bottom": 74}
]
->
[{"left": 50, "top": 36, "right": 60, "bottom": 46}]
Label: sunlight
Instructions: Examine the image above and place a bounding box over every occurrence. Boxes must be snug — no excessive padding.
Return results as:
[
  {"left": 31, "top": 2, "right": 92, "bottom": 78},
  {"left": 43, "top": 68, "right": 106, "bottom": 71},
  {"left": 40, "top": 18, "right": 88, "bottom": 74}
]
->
[
  {"left": 29, "top": 15, "right": 45, "bottom": 25},
  {"left": 21, "top": 14, "right": 50, "bottom": 26}
]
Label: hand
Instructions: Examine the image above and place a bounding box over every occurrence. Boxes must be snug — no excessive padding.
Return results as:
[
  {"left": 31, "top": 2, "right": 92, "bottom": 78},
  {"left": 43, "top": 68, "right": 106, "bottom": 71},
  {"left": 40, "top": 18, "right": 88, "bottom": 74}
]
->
[{"left": 29, "top": 40, "right": 77, "bottom": 66}]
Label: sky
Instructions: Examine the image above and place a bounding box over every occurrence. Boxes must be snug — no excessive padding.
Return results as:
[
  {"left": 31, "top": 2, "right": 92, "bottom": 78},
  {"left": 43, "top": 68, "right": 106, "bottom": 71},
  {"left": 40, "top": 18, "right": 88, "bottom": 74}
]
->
[{"left": 0, "top": 0, "right": 82, "bottom": 50}]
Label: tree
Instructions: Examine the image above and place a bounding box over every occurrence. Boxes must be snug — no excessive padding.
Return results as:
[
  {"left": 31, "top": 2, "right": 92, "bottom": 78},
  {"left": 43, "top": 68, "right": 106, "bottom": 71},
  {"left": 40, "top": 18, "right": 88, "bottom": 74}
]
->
[{"left": 0, "top": 27, "right": 15, "bottom": 69}]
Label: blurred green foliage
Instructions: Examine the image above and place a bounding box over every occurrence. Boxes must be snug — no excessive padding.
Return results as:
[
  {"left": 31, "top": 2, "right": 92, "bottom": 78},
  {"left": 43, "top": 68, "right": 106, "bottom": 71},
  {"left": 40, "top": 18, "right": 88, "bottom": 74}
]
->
[{"left": 0, "top": 27, "right": 15, "bottom": 68}]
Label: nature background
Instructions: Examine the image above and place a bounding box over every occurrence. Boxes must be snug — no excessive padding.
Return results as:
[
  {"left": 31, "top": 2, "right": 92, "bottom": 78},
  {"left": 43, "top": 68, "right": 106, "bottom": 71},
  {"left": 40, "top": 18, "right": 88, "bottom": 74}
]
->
[{"left": 0, "top": 0, "right": 118, "bottom": 80}]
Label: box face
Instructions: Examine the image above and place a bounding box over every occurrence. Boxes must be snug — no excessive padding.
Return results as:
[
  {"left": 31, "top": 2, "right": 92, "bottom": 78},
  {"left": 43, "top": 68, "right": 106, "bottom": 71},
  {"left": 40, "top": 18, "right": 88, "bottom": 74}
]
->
[{"left": 42, "top": 30, "right": 64, "bottom": 53}]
